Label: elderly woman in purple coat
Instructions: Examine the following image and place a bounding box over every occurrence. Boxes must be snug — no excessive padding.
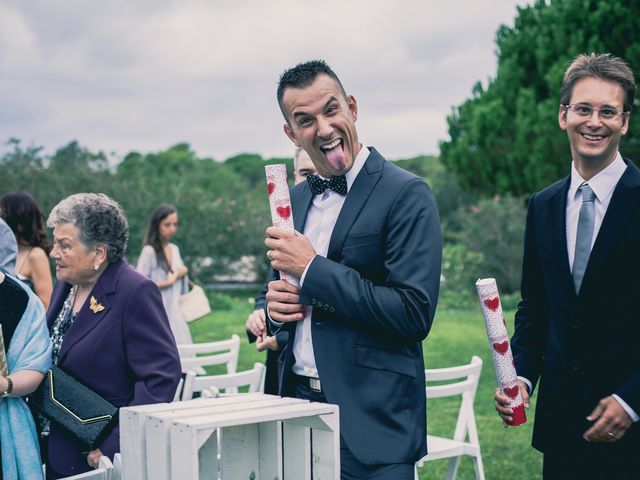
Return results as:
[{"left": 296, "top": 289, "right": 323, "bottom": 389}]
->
[{"left": 42, "top": 193, "right": 181, "bottom": 478}]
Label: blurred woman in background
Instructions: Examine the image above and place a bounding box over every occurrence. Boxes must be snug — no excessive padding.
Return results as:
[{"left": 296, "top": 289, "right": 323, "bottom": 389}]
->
[
  {"left": 137, "top": 204, "right": 192, "bottom": 344},
  {"left": 0, "top": 192, "right": 53, "bottom": 308},
  {"left": 43, "top": 193, "right": 180, "bottom": 478},
  {"left": 0, "top": 192, "right": 53, "bottom": 310}
]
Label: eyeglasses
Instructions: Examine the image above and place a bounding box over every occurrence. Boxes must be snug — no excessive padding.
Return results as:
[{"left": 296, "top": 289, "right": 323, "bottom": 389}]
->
[{"left": 562, "top": 103, "right": 628, "bottom": 120}]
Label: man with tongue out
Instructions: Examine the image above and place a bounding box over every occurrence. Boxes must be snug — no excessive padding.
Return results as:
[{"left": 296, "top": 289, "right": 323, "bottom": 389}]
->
[
  {"left": 495, "top": 53, "right": 639, "bottom": 479},
  {"left": 264, "top": 60, "right": 442, "bottom": 479}
]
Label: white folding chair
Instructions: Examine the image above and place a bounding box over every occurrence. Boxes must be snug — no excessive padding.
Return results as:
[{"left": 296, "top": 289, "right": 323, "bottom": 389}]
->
[
  {"left": 60, "top": 456, "right": 114, "bottom": 479},
  {"left": 111, "top": 453, "right": 122, "bottom": 480},
  {"left": 177, "top": 334, "right": 240, "bottom": 376},
  {"left": 172, "top": 377, "right": 184, "bottom": 402},
  {"left": 416, "top": 355, "right": 485, "bottom": 480},
  {"left": 181, "top": 362, "right": 266, "bottom": 400}
]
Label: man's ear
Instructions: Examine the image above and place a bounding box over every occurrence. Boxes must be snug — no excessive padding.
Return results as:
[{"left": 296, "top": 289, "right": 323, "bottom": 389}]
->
[
  {"left": 621, "top": 113, "right": 630, "bottom": 136},
  {"left": 348, "top": 95, "right": 358, "bottom": 122},
  {"left": 284, "top": 123, "right": 300, "bottom": 147},
  {"left": 558, "top": 104, "right": 568, "bottom": 131}
]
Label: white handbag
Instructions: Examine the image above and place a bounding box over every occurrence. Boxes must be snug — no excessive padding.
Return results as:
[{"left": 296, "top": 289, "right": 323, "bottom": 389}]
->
[{"left": 179, "top": 282, "right": 211, "bottom": 322}]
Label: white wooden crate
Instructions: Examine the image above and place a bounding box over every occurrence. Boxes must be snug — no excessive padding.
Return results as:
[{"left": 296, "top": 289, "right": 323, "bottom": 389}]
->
[
  {"left": 170, "top": 399, "right": 340, "bottom": 480},
  {"left": 145, "top": 396, "right": 307, "bottom": 480},
  {"left": 120, "top": 394, "right": 274, "bottom": 479},
  {"left": 120, "top": 394, "right": 340, "bottom": 480}
]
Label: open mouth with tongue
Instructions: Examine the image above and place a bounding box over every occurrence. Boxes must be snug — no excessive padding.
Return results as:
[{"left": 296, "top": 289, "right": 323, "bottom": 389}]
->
[{"left": 321, "top": 138, "right": 347, "bottom": 171}]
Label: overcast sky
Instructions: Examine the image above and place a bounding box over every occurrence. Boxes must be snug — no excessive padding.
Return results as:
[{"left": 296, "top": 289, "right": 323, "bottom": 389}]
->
[{"left": 1, "top": 0, "right": 529, "bottom": 162}]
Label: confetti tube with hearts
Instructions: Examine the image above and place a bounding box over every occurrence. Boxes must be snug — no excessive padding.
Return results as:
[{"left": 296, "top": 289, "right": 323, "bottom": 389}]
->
[
  {"left": 476, "top": 278, "right": 526, "bottom": 426},
  {"left": 265, "top": 164, "right": 300, "bottom": 287}
]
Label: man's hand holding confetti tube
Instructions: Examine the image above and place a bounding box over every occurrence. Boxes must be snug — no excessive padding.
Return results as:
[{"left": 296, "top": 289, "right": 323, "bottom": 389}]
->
[{"left": 476, "top": 278, "right": 527, "bottom": 426}]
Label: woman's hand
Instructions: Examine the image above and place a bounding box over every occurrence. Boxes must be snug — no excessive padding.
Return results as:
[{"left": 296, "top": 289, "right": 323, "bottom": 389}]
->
[
  {"left": 86, "top": 448, "right": 103, "bottom": 469},
  {"left": 0, "top": 370, "right": 44, "bottom": 397},
  {"left": 176, "top": 265, "right": 189, "bottom": 278},
  {"left": 166, "top": 271, "right": 178, "bottom": 286}
]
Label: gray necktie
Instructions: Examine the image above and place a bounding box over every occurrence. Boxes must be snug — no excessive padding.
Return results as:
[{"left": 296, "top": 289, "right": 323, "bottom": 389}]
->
[{"left": 572, "top": 183, "right": 596, "bottom": 293}]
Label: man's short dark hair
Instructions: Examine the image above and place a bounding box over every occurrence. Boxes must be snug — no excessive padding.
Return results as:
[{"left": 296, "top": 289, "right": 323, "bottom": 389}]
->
[
  {"left": 277, "top": 60, "right": 347, "bottom": 121},
  {"left": 561, "top": 53, "right": 636, "bottom": 112}
]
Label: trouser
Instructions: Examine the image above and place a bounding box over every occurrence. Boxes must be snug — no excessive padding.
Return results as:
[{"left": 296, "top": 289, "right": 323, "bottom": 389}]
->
[
  {"left": 291, "top": 373, "right": 414, "bottom": 480},
  {"left": 542, "top": 437, "right": 640, "bottom": 480}
]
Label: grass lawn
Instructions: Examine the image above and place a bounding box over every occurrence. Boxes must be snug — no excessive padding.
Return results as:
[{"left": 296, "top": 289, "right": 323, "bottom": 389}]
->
[{"left": 189, "top": 290, "right": 542, "bottom": 479}]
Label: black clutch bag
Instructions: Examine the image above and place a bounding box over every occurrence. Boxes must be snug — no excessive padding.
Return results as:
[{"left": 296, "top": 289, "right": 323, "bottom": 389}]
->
[{"left": 30, "top": 366, "right": 119, "bottom": 450}]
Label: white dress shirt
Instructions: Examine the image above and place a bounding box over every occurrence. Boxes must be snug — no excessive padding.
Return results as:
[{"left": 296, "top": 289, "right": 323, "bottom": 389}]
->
[
  {"left": 520, "top": 152, "right": 638, "bottom": 422},
  {"left": 291, "top": 145, "right": 370, "bottom": 377}
]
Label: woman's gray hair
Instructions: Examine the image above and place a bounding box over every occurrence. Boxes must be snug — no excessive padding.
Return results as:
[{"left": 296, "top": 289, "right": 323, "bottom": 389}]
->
[{"left": 47, "top": 193, "right": 129, "bottom": 262}]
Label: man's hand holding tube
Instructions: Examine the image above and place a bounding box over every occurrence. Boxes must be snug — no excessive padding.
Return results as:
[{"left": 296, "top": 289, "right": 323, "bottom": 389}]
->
[
  {"left": 264, "top": 226, "right": 315, "bottom": 323},
  {"left": 495, "top": 380, "right": 530, "bottom": 426},
  {"left": 264, "top": 226, "right": 316, "bottom": 279},
  {"left": 266, "top": 280, "right": 306, "bottom": 323}
]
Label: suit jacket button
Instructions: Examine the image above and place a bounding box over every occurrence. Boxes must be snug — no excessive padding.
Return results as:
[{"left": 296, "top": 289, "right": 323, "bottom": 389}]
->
[
  {"left": 317, "top": 300, "right": 323, "bottom": 307},
  {"left": 330, "top": 307, "right": 335, "bottom": 313},
  {"left": 323, "top": 305, "right": 329, "bottom": 311},
  {"left": 311, "top": 298, "right": 317, "bottom": 305}
]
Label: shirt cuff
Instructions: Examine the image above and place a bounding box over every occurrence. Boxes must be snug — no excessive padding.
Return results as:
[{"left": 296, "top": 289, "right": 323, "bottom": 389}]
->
[
  {"left": 612, "top": 394, "right": 639, "bottom": 422},
  {"left": 517, "top": 376, "right": 533, "bottom": 396},
  {"left": 299, "top": 255, "right": 318, "bottom": 286},
  {"left": 266, "top": 305, "right": 284, "bottom": 330}
]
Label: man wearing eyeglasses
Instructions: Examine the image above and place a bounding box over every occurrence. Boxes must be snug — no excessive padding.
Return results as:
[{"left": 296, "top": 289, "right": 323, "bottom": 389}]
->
[{"left": 495, "top": 53, "right": 639, "bottom": 478}]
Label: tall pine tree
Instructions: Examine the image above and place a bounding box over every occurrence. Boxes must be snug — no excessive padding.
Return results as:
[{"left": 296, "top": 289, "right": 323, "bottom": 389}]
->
[{"left": 441, "top": 0, "right": 640, "bottom": 196}]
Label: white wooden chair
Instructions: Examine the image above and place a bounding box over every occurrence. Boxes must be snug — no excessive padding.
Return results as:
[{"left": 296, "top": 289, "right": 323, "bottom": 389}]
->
[
  {"left": 111, "top": 453, "right": 122, "bottom": 480},
  {"left": 172, "top": 377, "right": 184, "bottom": 402},
  {"left": 177, "top": 334, "right": 240, "bottom": 376},
  {"left": 181, "top": 362, "right": 266, "bottom": 400},
  {"left": 59, "top": 456, "right": 114, "bottom": 479},
  {"left": 416, "top": 356, "right": 485, "bottom": 480}
]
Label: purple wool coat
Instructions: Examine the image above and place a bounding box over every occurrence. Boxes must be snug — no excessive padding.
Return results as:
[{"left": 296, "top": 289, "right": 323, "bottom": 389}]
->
[{"left": 45, "top": 259, "right": 181, "bottom": 477}]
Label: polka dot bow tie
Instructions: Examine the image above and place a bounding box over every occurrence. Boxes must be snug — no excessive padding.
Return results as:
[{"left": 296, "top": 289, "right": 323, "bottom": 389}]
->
[{"left": 307, "top": 174, "right": 348, "bottom": 196}]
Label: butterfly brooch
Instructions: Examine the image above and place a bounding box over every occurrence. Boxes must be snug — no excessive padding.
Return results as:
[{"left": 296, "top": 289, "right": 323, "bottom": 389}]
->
[{"left": 89, "top": 296, "right": 105, "bottom": 314}]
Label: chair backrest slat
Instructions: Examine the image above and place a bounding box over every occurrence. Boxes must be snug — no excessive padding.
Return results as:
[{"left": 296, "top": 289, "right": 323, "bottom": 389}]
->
[
  {"left": 181, "top": 363, "right": 266, "bottom": 400},
  {"left": 177, "top": 334, "right": 240, "bottom": 375}
]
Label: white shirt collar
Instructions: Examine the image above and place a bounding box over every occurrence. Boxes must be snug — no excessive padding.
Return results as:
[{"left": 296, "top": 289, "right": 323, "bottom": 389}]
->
[{"left": 568, "top": 152, "right": 627, "bottom": 202}]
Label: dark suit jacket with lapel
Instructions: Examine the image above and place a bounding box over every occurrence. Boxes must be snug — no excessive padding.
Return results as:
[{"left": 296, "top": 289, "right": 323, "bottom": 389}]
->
[
  {"left": 45, "top": 259, "right": 181, "bottom": 477},
  {"left": 276, "top": 147, "right": 442, "bottom": 465},
  {"left": 512, "top": 159, "right": 640, "bottom": 456}
]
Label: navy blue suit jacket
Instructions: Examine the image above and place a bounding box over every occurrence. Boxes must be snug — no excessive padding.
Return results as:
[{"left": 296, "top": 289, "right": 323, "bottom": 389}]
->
[
  {"left": 512, "top": 159, "right": 640, "bottom": 455},
  {"left": 276, "top": 148, "right": 442, "bottom": 465},
  {"left": 45, "top": 259, "right": 181, "bottom": 477}
]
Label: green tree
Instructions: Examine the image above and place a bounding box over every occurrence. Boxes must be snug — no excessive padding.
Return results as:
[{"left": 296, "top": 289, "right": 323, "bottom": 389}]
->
[
  {"left": 393, "top": 155, "right": 475, "bottom": 220},
  {"left": 446, "top": 195, "right": 526, "bottom": 293},
  {"left": 0, "top": 140, "right": 277, "bottom": 282},
  {"left": 441, "top": 0, "right": 640, "bottom": 196},
  {"left": 0, "top": 139, "right": 113, "bottom": 219}
]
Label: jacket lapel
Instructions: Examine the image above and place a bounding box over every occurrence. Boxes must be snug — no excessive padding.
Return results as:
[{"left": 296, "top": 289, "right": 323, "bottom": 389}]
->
[
  {"left": 327, "top": 148, "right": 383, "bottom": 260},
  {"left": 58, "top": 260, "right": 123, "bottom": 363},
  {"left": 292, "top": 182, "right": 313, "bottom": 233},
  {"left": 544, "top": 176, "right": 574, "bottom": 292},
  {"left": 581, "top": 161, "right": 640, "bottom": 292}
]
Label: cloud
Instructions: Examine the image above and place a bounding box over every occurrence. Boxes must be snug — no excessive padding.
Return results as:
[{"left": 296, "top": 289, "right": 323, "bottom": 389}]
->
[{"left": 1, "top": 0, "right": 529, "bottom": 160}]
